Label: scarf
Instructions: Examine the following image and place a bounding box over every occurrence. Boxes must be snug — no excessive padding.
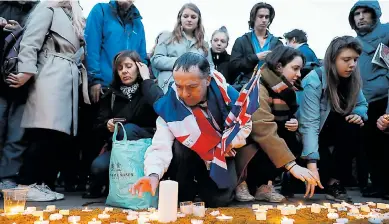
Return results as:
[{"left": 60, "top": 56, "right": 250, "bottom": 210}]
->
[
  {"left": 260, "top": 66, "right": 301, "bottom": 122},
  {"left": 154, "top": 71, "right": 260, "bottom": 189},
  {"left": 120, "top": 82, "right": 139, "bottom": 99}
]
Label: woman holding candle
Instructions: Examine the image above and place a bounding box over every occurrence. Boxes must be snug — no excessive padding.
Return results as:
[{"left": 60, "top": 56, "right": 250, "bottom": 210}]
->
[
  {"left": 237, "top": 46, "right": 323, "bottom": 202},
  {"left": 297, "top": 36, "right": 368, "bottom": 201},
  {"left": 83, "top": 50, "right": 163, "bottom": 198},
  {"left": 150, "top": 3, "right": 214, "bottom": 93}
]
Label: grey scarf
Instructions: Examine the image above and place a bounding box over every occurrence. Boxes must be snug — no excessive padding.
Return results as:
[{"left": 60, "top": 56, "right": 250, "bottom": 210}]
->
[{"left": 120, "top": 83, "right": 139, "bottom": 99}]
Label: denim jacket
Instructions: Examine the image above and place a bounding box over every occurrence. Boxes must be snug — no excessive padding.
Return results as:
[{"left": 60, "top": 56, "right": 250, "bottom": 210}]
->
[{"left": 296, "top": 67, "right": 368, "bottom": 160}]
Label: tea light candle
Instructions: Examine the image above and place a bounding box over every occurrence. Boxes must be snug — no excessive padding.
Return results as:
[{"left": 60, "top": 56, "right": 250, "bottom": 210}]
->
[
  {"left": 88, "top": 218, "right": 101, "bottom": 224},
  {"left": 255, "top": 212, "right": 266, "bottom": 221},
  {"left": 361, "top": 205, "right": 371, "bottom": 213},
  {"left": 26, "top": 207, "right": 37, "bottom": 212},
  {"left": 332, "top": 204, "right": 342, "bottom": 208},
  {"left": 49, "top": 213, "right": 63, "bottom": 221},
  {"left": 98, "top": 212, "right": 110, "bottom": 219},
  {"left": 149, "top": 212, "right": 158, "bottom": 221},
  {"left": 280, "top": 217, "right": 294, "bottom": 224},
  {"left": 34, "top": 217, "right": 49, "bottom": 224},
  {"left": 82, "top": 207, "right": 92, "bottom": 212},
  {"left": 210, "top": 210, "right": 220, "bottom": 216},
  {"left": 350, "top": 207, "right": 359, "bottom": 214},
  {"left": 368, "top": 217, "right": 383, "bottom": 224},
  {"left": 148, "top": 207, "right": 156, "bottom": 213},
  {"left": 327, "top": 212, "right": 339, "bottom": 219},
  {"left": 288, "top": 206, "right": 296, "bottom": 215},
  {"left": 216, "top": 214, "right": 233, "bottom": 221},
  {"left": 59, "top": 210, "right": 69, "bottom": 216},
  {"left": 68, "top": 216, "right": 81, "bottom": 222},
  {"left": 252, "top": 204, "right": 260, "bottom": 210},
  {"left": 377, "top": 203, "right": 389, "bottom": 209},
  {"left": 104, "top": 207, "right": 114, "bottom": 212},
  {"left": 46, "top": 205, "right": 56, "bottom": 212},
  {"left": 180, "top": 201, "right": 193, "bottom": 215},
  {"left": 137, "top": 216, "right": 150, "bottom": 224},
  {"left": 193, "top": 202, "right": 205, "bottom": 217},
  {"left": 127, "top": 214, "right": 138, "bottom": 221},
  {"left": 338, "top": 207, "right": 348, "bottom": 212},
  {"left": 32, "top": 211, "right": 44, "bottom": 217},
  {"left": 190, "top": 220, "right": 203, "bottom": 224},
  {"left": 311, "top": 205, "right": 321, "bottom": 213},
  {"left": 254, "top": 208, "right": 267, "bottom": 213},
  {"left": 323, "top": 203, "right": 331, "bottom": 208},
  {"left": 281, "top": 207, "right": 290, "bottom": 215},
  {"left": 336, "top": 218, "right": 349, "bottom": 223},
  {"left": 328, "top": 209, "right": 337, "bottom": 213},
  {"left": 177, "top": 212, "right": 186, "bottom": 218}
]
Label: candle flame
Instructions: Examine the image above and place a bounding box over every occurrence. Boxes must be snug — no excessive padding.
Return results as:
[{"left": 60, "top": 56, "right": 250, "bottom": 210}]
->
[{"left": 39, "top": 217, "right": 43, "bottom": 221}]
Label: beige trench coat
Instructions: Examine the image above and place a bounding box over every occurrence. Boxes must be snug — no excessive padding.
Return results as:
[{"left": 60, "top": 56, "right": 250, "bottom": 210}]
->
[{"left": 18, "top": 6, "right": 89, "bottom": 136}]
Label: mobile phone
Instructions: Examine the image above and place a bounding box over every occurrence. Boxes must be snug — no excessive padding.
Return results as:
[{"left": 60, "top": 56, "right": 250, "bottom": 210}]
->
[{"left": 113, "top": 118, "right": 126, "bottom": 124}]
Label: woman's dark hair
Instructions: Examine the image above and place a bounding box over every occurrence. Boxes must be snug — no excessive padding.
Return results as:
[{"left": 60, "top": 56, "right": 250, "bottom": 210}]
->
[
  {"left": 111, "top": 50, "right": 142, "bottom": 88},
  {"left": 324, "top": 36, "right": 362, "bottom": 115},
  {"left": 248, "top": 2, "right": 275, "bottom": 29},
  {"left": 173, "top": 52, "right": 210, "bottom": 78},
  {"left": 264, "top": 45, "right": 306, "bottom": 73},
  {"left": 284, "top": 29, "right": 308, "bottom": 44}
]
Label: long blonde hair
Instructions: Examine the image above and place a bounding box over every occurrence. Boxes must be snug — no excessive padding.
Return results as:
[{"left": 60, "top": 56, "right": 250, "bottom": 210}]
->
[
  {"left": 169, "top": 3, "right": 208, "bottom": 55},
  {"left": 27, "top": 1, "right": 85, "bottom": 40}
]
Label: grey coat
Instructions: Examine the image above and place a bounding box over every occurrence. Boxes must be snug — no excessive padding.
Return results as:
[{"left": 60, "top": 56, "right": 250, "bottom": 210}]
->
[
  {"left": 18, "top": 6, "right": 89, "bottom": 136},
  {"left": 151, "top": 31, "right": 214, "bottom": 93}
]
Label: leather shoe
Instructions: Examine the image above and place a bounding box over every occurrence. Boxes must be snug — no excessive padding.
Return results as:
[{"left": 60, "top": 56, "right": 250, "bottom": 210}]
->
[{"left": 361, "top": 186, "right": 383, "bottom": 198}]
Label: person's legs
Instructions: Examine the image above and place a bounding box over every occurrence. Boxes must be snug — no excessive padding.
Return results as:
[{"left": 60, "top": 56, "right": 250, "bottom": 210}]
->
[{"left": 83, "top": 151, "right": 111, "bottom": 199}]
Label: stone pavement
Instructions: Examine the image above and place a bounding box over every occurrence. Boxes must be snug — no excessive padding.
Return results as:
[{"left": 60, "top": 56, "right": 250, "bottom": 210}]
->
[{"left": 1, "top": 188, "right": 388, "bottom": 210}]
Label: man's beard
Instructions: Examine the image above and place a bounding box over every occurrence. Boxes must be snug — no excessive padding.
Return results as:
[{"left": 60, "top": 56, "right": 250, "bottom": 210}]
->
[{"left": 357, "top": 24, "right": 373, "bottom": 33}]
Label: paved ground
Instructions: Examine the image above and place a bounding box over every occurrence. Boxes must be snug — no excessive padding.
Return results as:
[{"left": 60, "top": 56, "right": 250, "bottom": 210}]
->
[{"left": 1, "top": 187, "right": 388, "bottom": 210}]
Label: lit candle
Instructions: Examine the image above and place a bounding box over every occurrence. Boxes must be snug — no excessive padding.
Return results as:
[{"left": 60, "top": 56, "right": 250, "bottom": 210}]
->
[
  {"left": 377, "top": 203, "right": 389, "bottom": 209},
  {"left": 254, "top": 208, "right": 267, "bottom": 213},
  {"left": 157, "top": 180, "right": 178, "bottom": 223},
  {"left": 281, "top": 207, "right": 290, "bottom": 215},
  {"left": 177, "top": 212, "right": 186, "bottom": 218},
  {"left": 297, "top": 203, "right": 307, "bottom": 209},
  {"left": 361, "top": 205, "right": 371, "bottom": 213},
  {"left": 255, "top": 212, "right": 266, "bottom": 221},
  {"left": 193, "top": 202, "right": 205, "bottom": 218},
  {"left": 323, "top": 203, "right": 331, "bottom": 208},
  {"left": 280, "top": 217, "right": 294, "bottom": 224},
  {"left": 210, "top": 210, "right": 220, "bottom": 216},
  {"left": 88, "top": 218, "right": 101, "bottom": 224},
  {"left": 97, "top": 212, "right": 110, "bottom": 219},
  {"left": 68, "top": 216, "right": 81, "bottom": 223},
  {"left": 127, "top": 214, "right": 138, "bottom": 221},
  {"left": 149, "top": 212, "right": 158, "bottom": 221},
  {"left": 82, "top": 207, "right": 92, "bottom": 212},
  {"left": 49, "top": 213, "right": 63, "bottom": 221},
  {"left": 190, "top": 220, "right": 203, "bottom": 224},
  {"left": 104, "top": 207, "right": 114, "bottom": 212},
  {"left": 137, "top": 216, "right": 150, "bottom": 224},
  {"left": 26, "top": 207, "right": 37, "bottom": 212},
  {"left": 311, "top": 204, "right": 321, "bottom": 213},
  {"left": 59, "top": 210, "right": 69, "bottom": 216},
  {"left": 287, "top": 206, "right": 296, "bottom": 215},
  {"left": 10, "top": 206, "right": 25, "bottom": 214},
  {"left": 180, "top": 201, "right": 193, "bottom": 215},
  {"left": 327, "top": 212, "right": 339, "bottom": 219},
  {"left": 216, "top": 214, "right": 233, "bottom": 221},
  {"left": 34, "top": 217, "right": 49, "bottom": 224},
  {"left": 368, "top": 217, "right": 383, "bottom": 224},
  {"left": 350, "top": 207, "right": 359, "bottom": 214},
  {"left": 32, "top": 211, "right": 44, "bottom": 217},
  {"left": 337, "top": 207, "right": 348, "bottom": 212},
  {"left": 332, "top": 204, "right": 342, "bottom": 208},
  {"left": 336, "top": 218, "right": 349, "bottom": 223},
  {"left": 252, "top": 204, "right": 260, "bottom": 210},
  {"left": 46, "top": 205, "right": 56, "bottom": 212}
]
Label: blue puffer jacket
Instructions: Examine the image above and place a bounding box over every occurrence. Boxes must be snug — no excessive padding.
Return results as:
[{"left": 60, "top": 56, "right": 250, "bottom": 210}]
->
[
  {"left": 85, "top": 1, "right": 147, "bottom": 87},
  {"left": 349, "top": 0, "right": 389, "bottom": 112}
]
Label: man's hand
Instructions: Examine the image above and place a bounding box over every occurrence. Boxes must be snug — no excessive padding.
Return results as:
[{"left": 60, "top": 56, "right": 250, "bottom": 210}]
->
[
  {"left": 4, "top": 20, "right": 21, "bottom": 31},
  {"left": 130, "top": 175, "right": 159, "bottom": 197},
  {"left": 285, "top": 118, "right": 298, "bottom": 132},
  {"left": 345, "top": 114, "right": 364, "bottom": 126},
  {"left": 90, "top": 84, "right": 102, "bottom": 103},
  {"left": 107, "top": 119, "right": 115, "bottom": 132},
  {"left": 289, "top": 163, "right": 324, "bottom": 198},
  {"left": 304, "top": 162, "right": 324, "bottom": 198},
  {"left": 6, "top": 73, "right": 33, "bottom": 88},
  {"left": 0, "top": 17, "right": 7, "bottom": 27},
  {"left": 377, "top": 115, "right": 389, "bottom": 131}
]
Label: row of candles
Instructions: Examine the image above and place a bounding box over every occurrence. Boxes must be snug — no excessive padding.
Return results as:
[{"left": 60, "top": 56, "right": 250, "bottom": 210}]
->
[{"left": 251, "top": 202, "right": 389, "bottom": 224}]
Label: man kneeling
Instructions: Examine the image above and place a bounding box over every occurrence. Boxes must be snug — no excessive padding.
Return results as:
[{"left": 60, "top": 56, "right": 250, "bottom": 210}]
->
[{"left": 131, "top": 52, "right": 256, "bottom": 207}]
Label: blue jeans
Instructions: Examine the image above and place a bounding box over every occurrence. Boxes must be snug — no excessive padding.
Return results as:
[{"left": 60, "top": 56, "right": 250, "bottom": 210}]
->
[
  {"left": 90, "top": 123, "right": 153, "bottom": 187},
  {"left": 0, "top": 96, "right": 26, "bottom": 179}
]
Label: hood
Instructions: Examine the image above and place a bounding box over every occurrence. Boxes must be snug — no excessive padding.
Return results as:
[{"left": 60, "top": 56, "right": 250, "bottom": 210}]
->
[
  {"left": 109, "top": 0, "right": 142, "bottom": 20},
  {"left": 349, "top": 0, "right": 381, "bottom": 31}
]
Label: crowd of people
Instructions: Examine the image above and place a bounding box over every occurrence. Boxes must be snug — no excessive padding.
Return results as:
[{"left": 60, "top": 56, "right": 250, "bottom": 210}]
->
[{"left": 0, "top": 0, "right": 388, "bottom": 207}]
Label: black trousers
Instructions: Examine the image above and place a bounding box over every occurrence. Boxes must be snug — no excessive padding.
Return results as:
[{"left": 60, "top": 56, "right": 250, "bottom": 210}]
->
[
  {"left": 165, "top": 141, "right": 237, "bottom": 208},
  {"left": 317, "top": 111, "right": 363, "bottom": 185},
  {"left": 363, "top": 98, "right": 389, "bottom": 191},
  {"left": 18, "top": 128, "right": 73, "bottom": 190}
]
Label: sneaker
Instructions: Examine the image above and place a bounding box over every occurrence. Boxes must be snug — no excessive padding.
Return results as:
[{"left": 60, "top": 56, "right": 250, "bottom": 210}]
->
[
  {"left": 22, "top": 184, "right": 56, "bottom": 202},
  {"left": 255, "top": 181, "right": 286, "bottom": 203},
  {"left": 325, "top": 182, "right": 351, "bottom": 202},
  {"left": 235, "top": 181, "right": 255, "bottom": 202},
  {"left": 35, "top": 183, "right": 65, "bottom": 200},
  {"left": 0, "top": 179, "right": 18, "bottom": 191}
]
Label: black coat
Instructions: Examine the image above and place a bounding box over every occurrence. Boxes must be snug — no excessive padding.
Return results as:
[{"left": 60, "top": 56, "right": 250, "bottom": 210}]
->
[
  {"left": 230, "top": 32, "right": 282, "bottom": 84},
  {"left": 96, "top": 79, "right": 163, "bottom": 138},
  {"left": 211, "top": 49, "right": 232, "bottom": 84}
]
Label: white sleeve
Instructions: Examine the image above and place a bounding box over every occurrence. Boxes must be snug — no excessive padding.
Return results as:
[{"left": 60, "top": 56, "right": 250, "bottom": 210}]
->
[{"left": 144, "top": 117, "right": 175, "bottom": 178}]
